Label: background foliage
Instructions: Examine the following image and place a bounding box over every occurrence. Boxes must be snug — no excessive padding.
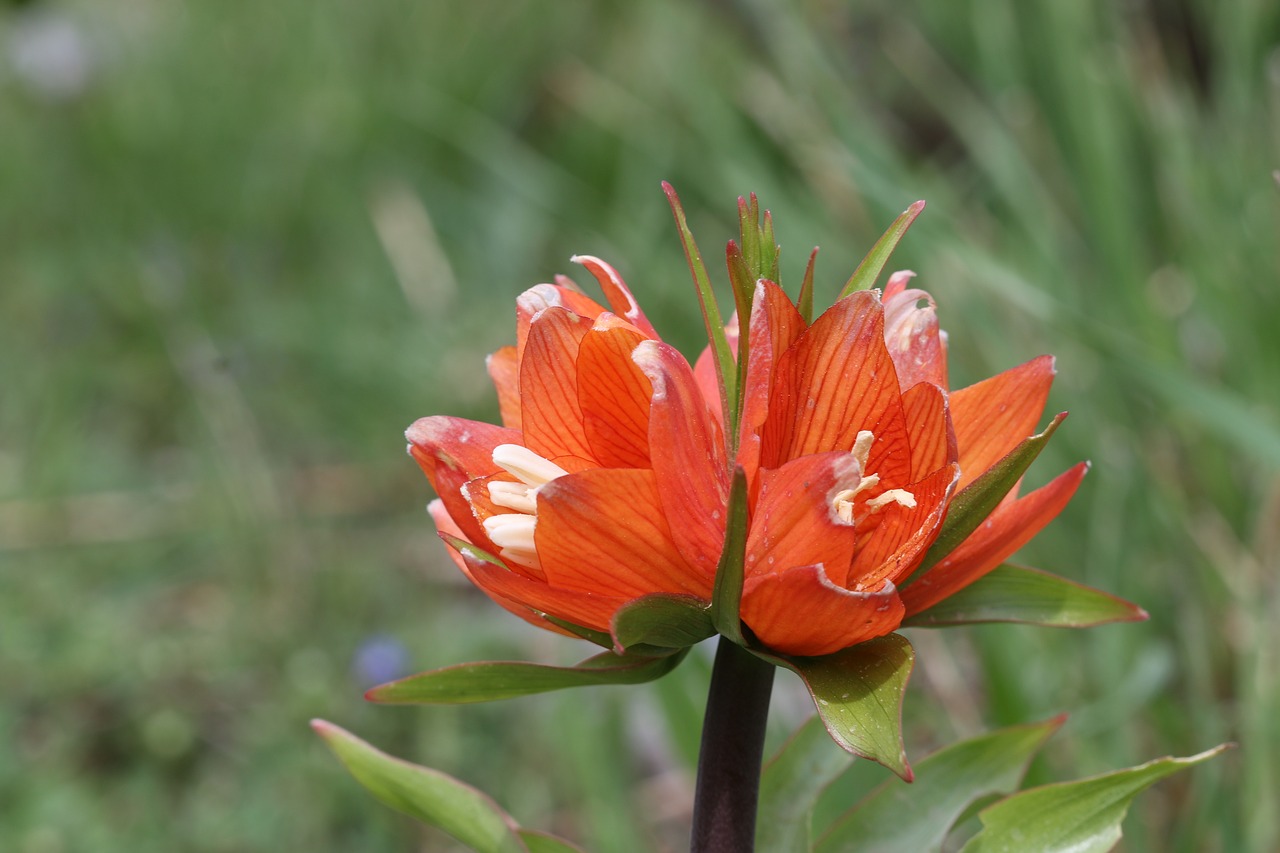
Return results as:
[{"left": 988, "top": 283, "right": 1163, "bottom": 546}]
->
[{"left": 2, "top": 0, "right": 1276, "bottom": 850}]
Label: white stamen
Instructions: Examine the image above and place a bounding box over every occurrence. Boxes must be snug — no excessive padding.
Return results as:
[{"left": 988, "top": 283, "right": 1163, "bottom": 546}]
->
[
  {"left": 482, "top": 513, "right": 541, "bottom": 570},
  {"left": 851, "top": 430, "right": 875, "bottom": 471},
  {"left": 492, "top": 444, "right": 569, "bottom": 487},
  {"left": 479, "top": 444, "right": 569, "bottom": 570},
  {"left": 866, "top": 488, "right": 917, "bottom": 511},
  {"left": 830, "top": 430, "right": 916, "bottom": 524},
  {"left": 488, "top": 480, "right": 538, "bottom": 514}
]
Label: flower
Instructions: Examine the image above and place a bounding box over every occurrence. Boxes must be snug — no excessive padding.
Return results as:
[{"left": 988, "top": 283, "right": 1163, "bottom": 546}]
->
[{"left": 408, "top": 210, "right": 1085, "bottom": 658}]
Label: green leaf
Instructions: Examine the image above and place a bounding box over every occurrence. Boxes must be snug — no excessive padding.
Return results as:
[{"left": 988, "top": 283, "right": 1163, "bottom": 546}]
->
[
  {"left": 839, "top": 201, "right": 925, "bottom": 297},
  {"left": 710, "top": 467, "right": 751, "bottom": 643},
  {"left": 761, "top": 633, "right": 915, "bottom": 780},
  {"left": 610, "top": 593, "right": 714, "bottom": 652},
  {"left": 311, "top": 720, "right": 529, "bottom": 853},
  {"left": 907, "top": 413, "right": 1067, "bottom": 583},
  {"left": 518, "top": 831, "right": 587, "bottom": 853},
  {"left": 961, "top": 745, "right": 1233, "bottom": 853},
  {"left": 815, "top": 717, "right": 1065, "bottom": 853},
  {"left": 756, "top": 715, "right": 856, "bottom": 853},
  {"left": 663, "top": 182, "right": 737, "bottom": 439},
  {"left": 797, "top": 247, "right": 818, "bottom": 323},
  {"left": 904, "top": 563, "right": 1148, "bottom": 628},
  {"left": 366, "top": 649, "right": 688, "bottom": 704}
]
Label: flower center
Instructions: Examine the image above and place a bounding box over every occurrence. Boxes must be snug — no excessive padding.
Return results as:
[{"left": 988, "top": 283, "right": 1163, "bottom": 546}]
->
[
  {"left": 831, "top": 430, "right": 917, "bottom": 525},
  {"left": 481, "top": 444, "right": 569, "bottom": 570}
]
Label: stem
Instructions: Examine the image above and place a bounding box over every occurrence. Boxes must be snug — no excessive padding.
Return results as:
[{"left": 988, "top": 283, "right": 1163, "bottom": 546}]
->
[{"left": 690, "top": 637, "right": 775, "bottom": 853}]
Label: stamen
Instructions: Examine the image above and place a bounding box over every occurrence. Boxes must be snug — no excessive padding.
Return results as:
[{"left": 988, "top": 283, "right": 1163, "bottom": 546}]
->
[
  {"left": 488, "top": 480, "right": 538, "bottom": 514},
  {"left": 851, "top": 430, "right": 875, "bottom": 471},
  {"left": 480, "top": 444, "right": 569, "bottom": 571},
  {"left": 492, "top": 444, "right": 569, "bottom": 487},
  {"left": 866, "top": 488, "right": 917, "bottom": 512},
  {"left": 830, "top": 430, "right": 915, "bottom": 524},
  {"left": 482, "top": 513, "right": 541, "bottom": 570}
]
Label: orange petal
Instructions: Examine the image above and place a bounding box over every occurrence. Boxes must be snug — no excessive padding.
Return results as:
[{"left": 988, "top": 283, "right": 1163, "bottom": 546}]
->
[
  {"left": 461, "top": 473, "right": 546, "bottom": 581},
  {"left": 535, "top": 467, "right": 713, "bottom": 599},
  {"left": 900, "top": 381, "right": 956, "bottom": 482},
  {"left": 848, "top": 462, "right": 960, "bottom": 588},
  {"left": 519, "top": 306, "right": 597, "bottom": 461},
  {"left": 691, "top": 317, "right": 740, "bottom": 426},
  {"left": 577, "top": 316, "right": 652, "bottom": 468},
  {"left": 902, "top": 461, "right": 1089, "bottom": 615},
  {"left": 881, "top": 272, "right": 948, "bottom": 391},
  {"left": 740, "top": 565, "right": 905, "bottom": 657},
  {"left": 950, "top": 355, "right": 1055, "bottom": 490},
  {"left": 744, "top": 451, "right": 861, "bottom": 587},
  {"left": 633, "top": 340, "right": 730, "bottom": 577},
  {"left": 761, "top": 291, "right": 903, "bottom": 467},
  {"left": 407, "top": 416, "right": 522, "bottom": 553},
  {"left": 516, "top": 283, "right": 608, "bottom": 360},
  {"left": 738, "top": 280, "right": 806, "bottom": 483},
  {"left": 486, "top": 345, "right": 521, "bottom": 431},
  {"left": 572, "top": 255, "right": 661, "bottom": 340}
]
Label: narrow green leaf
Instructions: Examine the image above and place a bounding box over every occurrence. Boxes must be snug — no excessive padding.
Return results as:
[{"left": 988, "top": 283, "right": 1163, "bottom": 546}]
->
[
  {"left": 907, "top": 413, "right": 1067, "bottom": 583},
  {"left": 961, "top": 745, "right": 1233, "bottom": 853},
  {"left": 738, "top": 195, "right": 761, "bottom": 280},
  {"left": 610, "top": 593, "right": 714, "bottom": 652},
  {"left": 725, "top": 242, "right": 754, "bottom": 429},
  {"left": 797, "top": 247, "right": 818, "bottom": 323},
  {"left": 311, "top": 720, "right": 528, "bottom": 853},
  {"left": 816, "top": 717, "right": 1065, "bottom": 853},
  {"left": 761, "top": 633, "right": 915, "bottom": 780},
  {"left": 839, "top": 201, "right": 926, "bottom": 297},
  {"left": 366, "top": 649, "right": 687, "bottom": 704},
  {"left": 756, "top": 715, "right": 856, "bottom": 853},
  {"left": 904, "top": 563, "right": 1148, "bottom": 628},
  {"left": 663, "top": 182, "right": 737, "bottom": 439},
  {"left": 711, "top": 467, "right": 751, "bottom": 643},
  {"left": 760, "top": 208, "right": 780, "bottom": 283},
  {"left": 518, "top": 830, "right": 587, "bottom": 853}
]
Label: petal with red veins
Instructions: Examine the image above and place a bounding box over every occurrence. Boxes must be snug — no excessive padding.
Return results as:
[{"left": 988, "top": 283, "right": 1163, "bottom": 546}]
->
[
  {"left": 738, "top": 280, "right": 806, "bottom": 480},
  {"left": 744, "top": 451, "right": 861, "bottom": 588},
  {"left": 519, "top": 306, "right": 597, "bottom": 462},
  {"left": 535, "top": 467, "right": 713, "bottom": 599},
  {"left": 465, "top": 549, "right": 629, "bottom": 634},
  {"left": 901, "top": 381, "right": 955, "bottom": 482},
  {"left": 902, "top": 461, "right": 1088, "bottom": 615},
  {"left": 740, "top": 565, "right": 904, "bottom": 657},
  {"left": 847, "top": 462, "right": 960, "bottom": 589},
  {"left": 692, "top": 317, "right": 739, "bottom": 426},
  {"left": 633, "top": 340, "right": 730, "bottom": 577},
  {"left": 486, "top": 345, "right": 521, "bottom": 430},
  {"left": 577, "top": 316, "right": 652, "bottom": 468},
  {"left": 515, "top": 283, "right": 608, "bottom": 359},
  {"left": 950, "top": 355, "right": 1056, "bottom": 490},
  {"left": 572, "top": 255, "right": 661, "bottom": 340},
  {"left": 407, "top": 416, "right": 522, "bottom": 553},
  {"left": 881, "top": 272, "right": 948, "bottom": 391}
]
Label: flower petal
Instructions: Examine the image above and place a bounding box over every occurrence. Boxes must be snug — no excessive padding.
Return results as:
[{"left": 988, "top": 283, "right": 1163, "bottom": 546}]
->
[
  {"left": 519, "top": 306, "right": 597, "bottom": 462},
  {"left": 900, "top": 380, "right": 956, "bottom": 482},
  {"left": 950, "top": 355, "right": 1056, "bottom": 490},
  {"left": 740, "top": 565, "right": 904, "bottom": 657},
  {"left": 407, "top": 416, "right": 522, "bottom": 553},
  {"left": 692, "top": 316, "right": 739, "bottom": 425},
  {"left": 577, "top": 315, "right": 652, "bottom": 468},
  {"left": 571, "top": 255, "right": 661, "bottom": 340},
  {"left": 486, "top": 345, "right": 521, "bottom": 431},
  {"left": 902, "top": 461, "right": 1089, "bottom": 616},
  {"left": 881, "top": 272, "right": 948, "bottom": 392},
  {"left": 633, "top": 340, "right": 730, "bottom": 577},
  {"left": 515, "top": 283, "right": 608, "bottom": 360},
  {"left": 738, "top": 280, "right": 806, "bottom": 482},
  {"left": 744, "top": 451, "right": 861, "bottom": 587},
  {"left": 848, "top": 462, "right": 960, "bottom": 589},
  {"left": 761, "top": 291, "right": 903, "bottom": 467},
  {"left": 536, "top": 467, "right": 713, "bottom": 599},
  {"left": 465, "top": 549, "right": 630, "bottom": 634}
]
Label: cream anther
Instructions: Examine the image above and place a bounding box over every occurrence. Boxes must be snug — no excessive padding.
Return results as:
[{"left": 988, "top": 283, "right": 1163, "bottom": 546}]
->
[
  {"left": 492, "top": 444, "right": 569, "bottom": 487},
  {"left": 482, "top": 444, "right": 568, "bottom": 570},
  {"left": 866, "top": 488, "right": 917, "bottom": 512},
  {"left": 830, "top": 430, "right": 916, "bottom": 524}
]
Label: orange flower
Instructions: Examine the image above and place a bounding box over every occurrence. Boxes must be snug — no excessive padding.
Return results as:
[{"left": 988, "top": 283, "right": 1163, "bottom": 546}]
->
[{"left": 409, "top": 236, "right": 1084, "bottom": 658}]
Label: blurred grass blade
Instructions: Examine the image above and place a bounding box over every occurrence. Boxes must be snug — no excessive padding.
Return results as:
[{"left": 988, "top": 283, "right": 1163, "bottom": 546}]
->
[
  {"left": 839, "top": 201, "right": 925, "bottom": 296},
  {"left": 311, "top": 720, "right": 530, "bottom": 853},
  {"left": 816, "top": 716, "right": 1065, "bottom": 852},
  {"left": 903, "top": 563, "right": 1148, "bottom": 628},
  {"left": 610, "top": 593, "right": 714, "bottom": 652},
  {"left": 518, "top": 831, "right": 587, "bottom": 853},
  {"left": 366, "top": 649, "right": 687, "bottom": 704},
  {"left": 756, "top": 715, "right": 854, "bottom": 853},
  {"left": 961, "top": 745, "right": 1233, "bottom": 853}
]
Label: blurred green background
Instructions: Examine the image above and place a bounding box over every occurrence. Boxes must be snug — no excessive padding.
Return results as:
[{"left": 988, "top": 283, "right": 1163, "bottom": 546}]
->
[{"left": 2, "top": 0, "right": 1277, "bottom": 850}]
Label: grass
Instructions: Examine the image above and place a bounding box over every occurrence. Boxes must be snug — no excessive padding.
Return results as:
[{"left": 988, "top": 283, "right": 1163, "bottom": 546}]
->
[{"left": 2, "top": 0, "right": 1277, "bottom": 849}]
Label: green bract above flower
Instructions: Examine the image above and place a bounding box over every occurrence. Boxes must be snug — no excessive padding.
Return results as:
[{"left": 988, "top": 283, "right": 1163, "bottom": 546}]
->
[{"left": 406, "top": 189, "right": 1139, "bottom": 658}]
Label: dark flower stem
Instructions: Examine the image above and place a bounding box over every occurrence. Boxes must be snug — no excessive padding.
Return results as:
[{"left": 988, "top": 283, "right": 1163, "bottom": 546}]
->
[{"left": 690, "top": 636, "right": 776, "bottom": 853}]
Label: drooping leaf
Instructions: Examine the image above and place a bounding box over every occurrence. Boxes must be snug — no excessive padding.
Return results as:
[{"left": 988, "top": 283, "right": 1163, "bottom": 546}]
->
[
  {"left": 366, "top": 649, "right": 687, "bottom": 704},
  {"left": 907, "top": 413, "right": 1066, "bottom": 582},
  {"left": 311, "top": 720, "right": 529, "bottom": 853},
  {"left": 961, "top": 745, "right": 1233, "bottom": 853},
  {"left": 760, "top": 633, "right": 915, "bottom": 780},
  {"left": 755, "top": 715, "right": 855, "bottom": 853},
  {"left": 610, "top": 593, "right": 714, "bottom": 652},
  {"left": 904, "top": 563, "right": 1148, "bottom": 628},
  {"left": 816, "top": 716, "right": 1065, "bottom": 853},
  {"left": 839, "top": 201, "right": 926, "bottom": 296},
  {"left": 710, "top": 467, "right": 751, "bottom": 643}
]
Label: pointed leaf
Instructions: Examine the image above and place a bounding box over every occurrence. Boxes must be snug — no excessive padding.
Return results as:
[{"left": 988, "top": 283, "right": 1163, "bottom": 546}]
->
[
  {"left": 908, "top": 413, "right": 1066, "bottom": 583},
  {"left": 756, "top": 715, "right": 856, "bottom": 853},
  {"left": 711, "top": 467, "right": 750, "bottom": 643},
  {"left": 518, "top": 831, "right": 587, "bottom": 853},
  {"left": 961, "top": 745, "right": 1232, "bottom": 853},
  {"left": 311, "top": 720, "right": 529, "bottom": 853},
  {"left": 366, "top": 650, "right": 687, "bottom": 704},
  {"left": 797, "top": 247, "right": 818, "bottom": 323},
  {"left": 610, "top": 593, "right": 714, "bottom": 652},
  {"left": 760, "top": 633, "right": 915, "bottom": 780},
  {"left": 816, "top": 717, "right": 1065, "bottom": 853},
  {"left": 840, "top": 201, "right": 925, "bottom": 296},
  {"left": 904, "top": 563, "right": 1148, "bottom": 628}
]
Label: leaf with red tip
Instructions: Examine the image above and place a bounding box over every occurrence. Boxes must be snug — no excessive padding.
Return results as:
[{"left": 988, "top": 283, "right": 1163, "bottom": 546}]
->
[
  {"left": 759, "top": 633, "right": 915, "bottom": 780},
  {"left": 904, "top": 563, "right": 1148, "bottom": 628},
  {"left": 840, "top": 201, "right": 926, "bottom": 296}
]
